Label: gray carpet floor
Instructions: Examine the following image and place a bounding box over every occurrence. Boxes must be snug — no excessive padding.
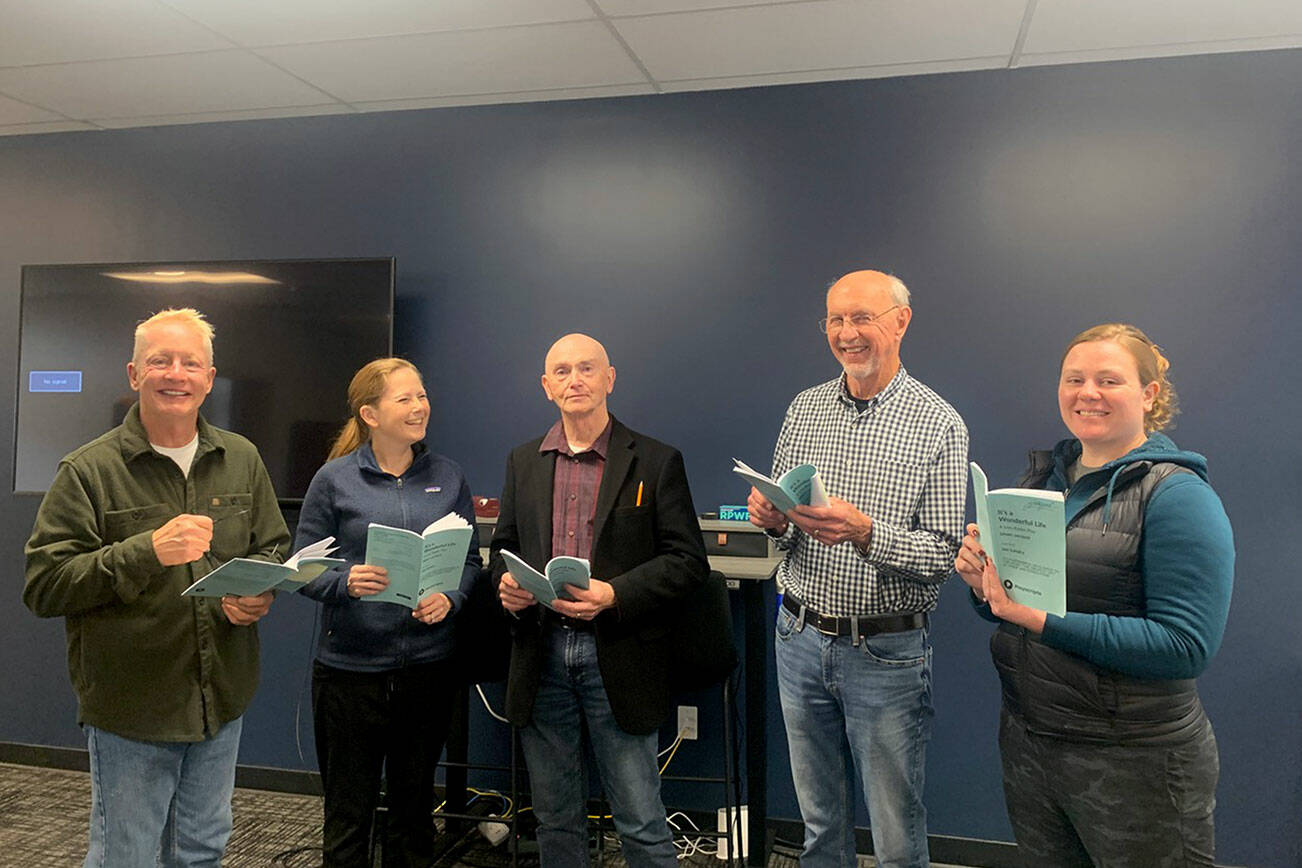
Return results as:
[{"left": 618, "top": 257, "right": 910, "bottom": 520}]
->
[
  {"left": 1, "top": 761, "right": 988, "bottom": 866},
  {"left": 0, "top": 761, "right": 323, "bottom": 867},
  {"left": 0, "top": 761, "right": 817, "bottom": 866}
]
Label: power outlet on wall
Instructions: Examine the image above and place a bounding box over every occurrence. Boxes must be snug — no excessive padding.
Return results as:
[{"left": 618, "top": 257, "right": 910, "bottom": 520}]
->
[{"left": 677, "top": 705, "right": 698, "bottom": 740}]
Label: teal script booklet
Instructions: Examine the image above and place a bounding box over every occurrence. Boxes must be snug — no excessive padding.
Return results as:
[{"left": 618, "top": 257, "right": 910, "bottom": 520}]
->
[
  {"left": 499, "top": 550, "right": 590, "bottom": 611},
  {"left": 183, "top": 537, "right": 343, "bottom": 598},
  {"left": 731, "top": 458, "right": 829, "bottom": 514},
  {"left": 363, "top": 512, "right": 474, "bottom": 609},
  {"left": 970, "top": 462, "right": 1067, "bottom": 617}
]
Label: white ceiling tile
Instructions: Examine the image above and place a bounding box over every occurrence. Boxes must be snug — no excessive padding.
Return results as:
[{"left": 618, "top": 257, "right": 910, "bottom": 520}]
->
[
  {"left": 0, "top": 120, "right": 100, "bottom": 135},
  {"left": 91, "top": 103, "right": 356, "bottom": 129},
  {"left": 615, "top": 0, "right": 1027, "bottom": 81},
  {"left": 0, "top": 92, "right": 66, "bottom": 124},
  {"left": 596, "top": 0, "right": 809, "bottom": 15},
  {"left": 1024, "top": 0, "right": 1302, "bottom": 55},
  {"left": 163, "top": 0, "right": 596, "bottom": 46},
  {"left": 1, "top": 0, "right": 1298, "bottom": 138},
  {"left": 259, "top": 21, "right": 648, "bottom": 102},
  {"left": 353, "top": 83, "right": 656, "bottom": 112},
  {"left": 0, "top": 0, "right": 231, "bottom": 66},
  {"left": 659, "top": 56, "right": 1007, "bottom": 91},
  {"left": 1020, "top": 35, "right": 1302, "bottom": 69},
  {"left": 0, "top": 51, "right": 339, "bottom": 120}
]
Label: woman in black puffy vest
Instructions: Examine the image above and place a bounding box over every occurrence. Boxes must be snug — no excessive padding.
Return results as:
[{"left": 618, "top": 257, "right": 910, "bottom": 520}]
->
[{"left": 955, "top": 323, "right": 1234, "bottom": 867}]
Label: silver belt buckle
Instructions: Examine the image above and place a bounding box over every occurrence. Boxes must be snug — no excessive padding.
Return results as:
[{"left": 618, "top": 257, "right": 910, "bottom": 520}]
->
[
  {"left": 813, "top": 617, "right": 839, "bottom": 637},
  {"left": 807, "top": 607, "right": 838, "bottom": 636}
]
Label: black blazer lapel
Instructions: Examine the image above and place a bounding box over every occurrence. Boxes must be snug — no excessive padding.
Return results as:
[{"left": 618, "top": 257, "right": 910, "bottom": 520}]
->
[
  {"left": 590, "top": 420, "right": 635, "bottom": 550},
  {"left": 521, "top": 447, "right": 556, "bottom": 564}
]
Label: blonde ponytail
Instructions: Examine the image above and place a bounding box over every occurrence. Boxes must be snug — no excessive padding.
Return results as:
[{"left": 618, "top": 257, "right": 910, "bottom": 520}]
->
[{"left": 327, "top": 358, "right": 422, "bottom": 460}]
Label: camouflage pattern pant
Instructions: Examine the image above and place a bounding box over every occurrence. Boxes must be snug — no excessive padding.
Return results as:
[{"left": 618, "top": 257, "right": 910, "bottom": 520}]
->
[{"left": 999, "top": 708, "right": 1218, "bottom": 867}]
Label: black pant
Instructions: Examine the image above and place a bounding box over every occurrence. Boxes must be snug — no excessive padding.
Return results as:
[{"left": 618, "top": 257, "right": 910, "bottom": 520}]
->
[
  {"left": 999, "top": 707, "right": 1219, "bottom": 868},
  {"left": 312, "top": 659, "right": 459, "bottom": 868}
]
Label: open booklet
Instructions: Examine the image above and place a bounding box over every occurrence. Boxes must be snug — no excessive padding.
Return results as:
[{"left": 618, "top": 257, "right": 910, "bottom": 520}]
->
[
  {"left": 499, "top": 550, "right": 590, "bottom": 611},
  {"left": 732, "top": 458, "right": 829, "bottom": 514},
  {"left": 362, "top": 512, "right": 474, "bottom": 609},
  {"left": 183, "top": 537, "right": 344, "bottom": 598},
  {"left": 970, "top": 462, "right": 1067, "bottom": 617}
]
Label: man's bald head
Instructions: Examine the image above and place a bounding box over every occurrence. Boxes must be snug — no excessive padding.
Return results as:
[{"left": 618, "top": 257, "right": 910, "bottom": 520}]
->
[
  {"left": 826, "top": 270, "right": 910, "bottom": 308},
  {"left": 541, "top": 333, "right": 616, "bottom": 423},
  {"left": 544, "top": 333, "right": 610, "bottom": 372}
]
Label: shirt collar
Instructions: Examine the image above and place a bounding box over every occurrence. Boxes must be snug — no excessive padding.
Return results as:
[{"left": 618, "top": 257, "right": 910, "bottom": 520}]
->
[
  {"left": 539, "top": 417, "right": 612, "bottom": 459},
  {"left": 837, "top": 365, "right": 908, "bottom": 411}
]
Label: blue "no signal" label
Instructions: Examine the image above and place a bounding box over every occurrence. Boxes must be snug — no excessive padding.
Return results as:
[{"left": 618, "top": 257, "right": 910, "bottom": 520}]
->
[{"left": 30, "top": 371, "right": 83, "bottom": 392}]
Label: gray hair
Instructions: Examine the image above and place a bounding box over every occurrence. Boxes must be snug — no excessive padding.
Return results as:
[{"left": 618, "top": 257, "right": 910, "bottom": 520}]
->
[
  {"left": 133, "top": 308, "right": 215, "bottom": 365},
  {"left": 884, "top": 274, "right": 910, "bottom": 307}
]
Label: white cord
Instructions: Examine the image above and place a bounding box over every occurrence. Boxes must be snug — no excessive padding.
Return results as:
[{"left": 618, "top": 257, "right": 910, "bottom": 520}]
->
[
  {"left": 667, "top": 810, "right": 716, "bottom": 858},
  {"left": 475, "top": 683, "right": 511, "bottom": 723},
  {"left": 659, "top": 730, "right": 685, "bottom": 758},
  {"left": 294, "top": 603, "right": 323, "bottom": 773}
]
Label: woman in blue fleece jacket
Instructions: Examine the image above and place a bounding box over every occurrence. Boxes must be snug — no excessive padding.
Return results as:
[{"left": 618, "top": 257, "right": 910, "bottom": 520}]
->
[
  {"left": 295, "top": 357, "right": 481, "bottom": 868},
  {"left": 956, "top": 324, "right": 1234, "bottom": 867}
]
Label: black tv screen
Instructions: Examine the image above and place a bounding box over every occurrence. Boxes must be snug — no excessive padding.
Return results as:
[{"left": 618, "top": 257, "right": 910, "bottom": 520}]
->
[{"left": 15, "top": 258, "right": 394, "bottom": 500}]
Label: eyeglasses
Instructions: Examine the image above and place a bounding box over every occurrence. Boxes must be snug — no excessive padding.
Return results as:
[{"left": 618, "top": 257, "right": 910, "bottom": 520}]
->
[
  {"left": 142, "top": 354, "right": 208, "bottom": 373},
  {"left": 818, "top": 305, "right": 900, "bottom": 333}
]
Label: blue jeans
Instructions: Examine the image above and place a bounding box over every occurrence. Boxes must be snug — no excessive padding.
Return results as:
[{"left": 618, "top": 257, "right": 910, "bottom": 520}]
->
[
  {"left": 775, "top": 606, "right": 933, "bottom": 868},
  {"left": 518, "top": 625, "right": 677, "bottom": 868},
  {"left": 84, "top": 717, "right": 243, "bottom": 868}
]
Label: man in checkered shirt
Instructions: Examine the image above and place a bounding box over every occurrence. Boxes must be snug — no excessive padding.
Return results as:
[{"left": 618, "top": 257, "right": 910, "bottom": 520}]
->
[{"left": 748, "top": 270, "right": 968, "bottom": 868}]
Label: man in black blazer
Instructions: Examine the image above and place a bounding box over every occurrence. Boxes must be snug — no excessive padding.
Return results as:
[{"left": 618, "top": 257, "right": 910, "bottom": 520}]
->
[{"left": 491, "top": 333, "right": 708, "bottom": 867}]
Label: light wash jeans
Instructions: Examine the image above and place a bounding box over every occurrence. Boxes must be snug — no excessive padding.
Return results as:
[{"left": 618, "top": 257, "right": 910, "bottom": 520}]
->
[
  {"left": 775, "top": 605, "right": 933, "bottom": 868},
  {"left": 518, "top": 625, "right": 677, "bottom": 868},
  {"left": 84, "top": 716, "right": 242, "bottom": 868}
]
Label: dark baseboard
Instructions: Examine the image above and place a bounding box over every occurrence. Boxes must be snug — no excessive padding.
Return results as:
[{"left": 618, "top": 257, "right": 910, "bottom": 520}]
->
[
  {"left": 769, "top": 817, "right": 1018, "bottom": 868},
  {"left": 233, "top": 764, "right": 322, "bottom": 796},
  {"left": 0, "top": 741, "right": 90, "bottom": 772}
]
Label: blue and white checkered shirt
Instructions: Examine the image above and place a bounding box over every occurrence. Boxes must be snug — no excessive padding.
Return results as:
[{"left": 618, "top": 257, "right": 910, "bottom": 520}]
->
[{"left": 770, "top": 367, "right": 968, "bottom": 617}]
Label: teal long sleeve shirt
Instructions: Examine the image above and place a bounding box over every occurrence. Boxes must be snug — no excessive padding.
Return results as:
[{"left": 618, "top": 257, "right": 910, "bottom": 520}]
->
[{"left": 974, "top": 435, "right": 1235, "bottom": 681}]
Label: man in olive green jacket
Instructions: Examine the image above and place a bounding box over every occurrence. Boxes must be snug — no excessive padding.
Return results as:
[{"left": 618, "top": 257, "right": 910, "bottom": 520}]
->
[{"left": 24, "top": 308, "right": 289, "bottom": 867}]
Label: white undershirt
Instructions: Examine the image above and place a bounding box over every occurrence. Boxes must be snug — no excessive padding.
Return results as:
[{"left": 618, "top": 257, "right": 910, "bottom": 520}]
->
[{"left": 152, "top": 434, "right": 199, "bottom": 478}]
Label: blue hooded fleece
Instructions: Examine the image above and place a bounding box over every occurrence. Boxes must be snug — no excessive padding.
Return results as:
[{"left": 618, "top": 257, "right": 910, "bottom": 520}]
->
[{"left": 294, "top": 441, "right": 481, "bottom": 672}]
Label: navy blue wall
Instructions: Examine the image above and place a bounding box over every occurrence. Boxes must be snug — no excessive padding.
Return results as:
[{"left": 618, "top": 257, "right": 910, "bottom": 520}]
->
[{"left": 2, "top": 48, "right": 1298, "bottom": 867}]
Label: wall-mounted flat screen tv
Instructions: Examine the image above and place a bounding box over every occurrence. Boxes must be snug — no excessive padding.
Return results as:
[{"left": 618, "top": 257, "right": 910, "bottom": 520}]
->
[{"left": 15, "top": 258, "right": 394, "bottom": 500}]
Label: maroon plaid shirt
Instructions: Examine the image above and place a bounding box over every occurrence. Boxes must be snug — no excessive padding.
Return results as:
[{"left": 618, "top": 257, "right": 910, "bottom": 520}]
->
[{"left": 539, "top": 418, "right": 612, "bottom": 560}]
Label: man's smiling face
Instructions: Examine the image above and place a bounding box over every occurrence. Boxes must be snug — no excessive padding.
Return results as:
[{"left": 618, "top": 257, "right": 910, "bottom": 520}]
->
[{"left": 127, "top": 320, "right": 215, "bottom": 424}]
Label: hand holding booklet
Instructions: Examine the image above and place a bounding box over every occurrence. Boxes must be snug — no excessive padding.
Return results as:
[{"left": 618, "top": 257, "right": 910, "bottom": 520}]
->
[
  {"left": 499, "top": 550, "right": 590, "bottom": 611},
  {"left": 732, "top": 458, "right": 829, "bottom": 514},
  {"left": 183, "top": 537, "right": 344, "bottom": 598},
  {"left": 363, "top": 512, "right": 475, "bottom": 609},
  {"left": 970, "top": 462, "right": 1067, "bottom": 617}
]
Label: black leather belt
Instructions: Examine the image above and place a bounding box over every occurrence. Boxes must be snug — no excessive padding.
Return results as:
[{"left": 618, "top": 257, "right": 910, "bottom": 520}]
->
[{"left": 782, "top": 592, "right": 924, "bottom": 637}]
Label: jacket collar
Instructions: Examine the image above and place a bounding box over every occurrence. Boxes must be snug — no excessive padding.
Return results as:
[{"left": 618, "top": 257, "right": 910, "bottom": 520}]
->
[
  {"left": 355, "top": 439, "right": 431, "bottom": 477},
  {"left": 119, "top": 402, "right": 225, "bottom": 465}
]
